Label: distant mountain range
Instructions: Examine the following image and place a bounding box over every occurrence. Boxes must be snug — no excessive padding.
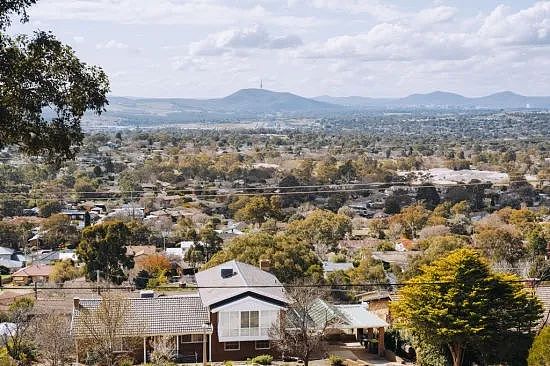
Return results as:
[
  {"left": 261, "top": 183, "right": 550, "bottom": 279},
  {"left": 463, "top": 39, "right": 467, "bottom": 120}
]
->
[
  {"left": 92, "top": 89, "right": 550, "bottom": 125},
  {"left": 314, "top": 91, "right": 550, "bottom": 109},
  {"left": 101, "top": 89, "right": 340, "bottom": 124}
]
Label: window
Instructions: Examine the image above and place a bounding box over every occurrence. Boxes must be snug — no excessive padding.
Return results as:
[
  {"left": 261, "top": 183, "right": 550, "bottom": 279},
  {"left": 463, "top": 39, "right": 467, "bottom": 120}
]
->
[
  {"left": 241, "top": 311, "right": 259, "bottom": 336},
  {"left": 219, "top": 310, "right": 279, "bottom": 339},
  {"left": 241, "top": 311, "right": 259, "bottom": 328},
  {"left": 255, "top": 340, "right": 270, "bottom": 350},
  {"left": 220, "top": 311, "right": 240, "bottom": 337},
  {"left": 180, "top": 334, "right": 204, "bottom": 343},
  {"left": 224, "top": 341, "right": 240, "bottom": 351}
]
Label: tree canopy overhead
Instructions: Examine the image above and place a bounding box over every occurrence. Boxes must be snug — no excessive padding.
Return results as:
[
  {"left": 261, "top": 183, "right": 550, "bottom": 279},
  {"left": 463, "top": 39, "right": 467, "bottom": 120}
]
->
[
  {"left": 0, "top": 0, "right": 109, "bottom": 164},
  {"left": 392, "top": 248, "right": 542, "bottom": 366}
]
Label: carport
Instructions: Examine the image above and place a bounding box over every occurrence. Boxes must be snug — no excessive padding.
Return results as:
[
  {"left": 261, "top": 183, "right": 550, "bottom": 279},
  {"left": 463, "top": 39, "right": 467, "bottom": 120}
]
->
[{"left": 334, "top": 304, "right": 389, "bottom": 356}]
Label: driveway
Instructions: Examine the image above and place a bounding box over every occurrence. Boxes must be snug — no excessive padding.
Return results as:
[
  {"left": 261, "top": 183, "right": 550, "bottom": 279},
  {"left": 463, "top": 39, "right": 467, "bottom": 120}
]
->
[{"left": 326, "top": 342, "right": 406, "bottom": 366}]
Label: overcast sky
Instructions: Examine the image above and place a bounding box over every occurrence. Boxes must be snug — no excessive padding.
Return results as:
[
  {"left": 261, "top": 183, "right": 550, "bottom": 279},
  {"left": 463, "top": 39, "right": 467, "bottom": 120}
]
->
[{"left": 11, "top": 0, "right": 550, "bottom": 98}]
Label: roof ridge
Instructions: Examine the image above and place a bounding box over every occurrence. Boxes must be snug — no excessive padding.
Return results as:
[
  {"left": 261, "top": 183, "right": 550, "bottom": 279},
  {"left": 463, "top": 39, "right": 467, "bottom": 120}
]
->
[{"left": 233, "top": 260, "right": 250, "bottom": 286}]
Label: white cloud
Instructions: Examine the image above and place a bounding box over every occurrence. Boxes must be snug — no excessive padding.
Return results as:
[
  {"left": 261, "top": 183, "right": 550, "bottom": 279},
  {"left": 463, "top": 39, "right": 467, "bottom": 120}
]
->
[
  {"left": 96, "top": 40, "right": 129, "bottom": 50},
  {"left": 297, "top": 1, "right": 550, "bottom": 63},
  {"left": 297, "top": 22, "right": 474, "bottom": 62},
  {"left": 479, "top": 2, "right": 550, "bottom": 45},
  {"left": 28, "top": 0, "right": 321, "bottom": 29},
  {"left": 20, "top": 0, "right": 550, "bottom": 97},
  {"left": 302, "top": 0, "right": 403, "bottom": 21},
  {"left": 189, "top": 25, "right": 302, "bottom": 56},
  {"left": 415, "top": 6, "right": 458, "bottom": 26}
]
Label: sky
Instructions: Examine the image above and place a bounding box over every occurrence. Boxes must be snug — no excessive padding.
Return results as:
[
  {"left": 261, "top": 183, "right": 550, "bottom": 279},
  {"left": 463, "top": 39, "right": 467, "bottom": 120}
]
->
[{"left": 9, "top": 0, "right": 550, "bottom": 98}]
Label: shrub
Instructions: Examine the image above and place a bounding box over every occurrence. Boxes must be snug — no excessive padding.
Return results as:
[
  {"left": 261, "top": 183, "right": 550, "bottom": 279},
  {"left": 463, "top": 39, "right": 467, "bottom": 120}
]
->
[
  {"left": 251, "top": 354, "right": 273, "bottom": 365},
  {"left": 328, "top": 354, "right": 343, "bottom": 366},
  {"left": 117, "top": 357, "right": 134, "bottom": 366},
  {"left": 528, "top": 327, "right": 550, "bottom": 366},
  {"left": 223, "top": 361, "right": 233, "bottom": 366},
  {"left": 376, "top": 241, "right": 395, "bottom": 251}
]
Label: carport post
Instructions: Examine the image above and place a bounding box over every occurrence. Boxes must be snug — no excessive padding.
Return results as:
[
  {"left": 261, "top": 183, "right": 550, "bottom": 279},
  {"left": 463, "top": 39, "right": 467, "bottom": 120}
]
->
[
  {"left": 143, "top": 337, "right": 147, "bottom": 364},
  {"left": 377, "top": 327, "right": 385, "bottom": 357}
]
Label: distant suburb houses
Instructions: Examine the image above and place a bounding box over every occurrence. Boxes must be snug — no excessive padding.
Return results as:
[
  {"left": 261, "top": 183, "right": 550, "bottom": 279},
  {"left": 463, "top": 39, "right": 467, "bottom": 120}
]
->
[{"left": 70, "top": 260, "right": 388, "bottom": 363}]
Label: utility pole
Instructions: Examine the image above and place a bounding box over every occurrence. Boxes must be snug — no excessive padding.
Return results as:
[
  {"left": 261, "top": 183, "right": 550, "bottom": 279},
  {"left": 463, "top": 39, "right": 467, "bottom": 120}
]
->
[{"left": 96, "top": 269, "right": 101, "bottom": 295}]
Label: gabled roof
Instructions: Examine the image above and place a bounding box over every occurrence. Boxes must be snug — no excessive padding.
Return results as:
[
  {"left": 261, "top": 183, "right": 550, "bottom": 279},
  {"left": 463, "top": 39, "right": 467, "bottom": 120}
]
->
[
  {"left": 286, "top": 299, "right": 388, "bottom": 330},
  {"left": 12, "top": 264, "right": 52, "bottom": 277},
  {"left": 0, "top": 247, "right": 14, "bottom": 256},
  {"left": 195, "top": 260, "right": 288, "bottom": 308},
  {"left": 71, "top": 294, "right": 211, "bottom": 337},
  {"left": 358, "top": 291, "right": 392, "bottom": 302},
  {"left": 335, "top": 304, "right": 389, "bottom": 328},
  {"left": 0, "top": 258, "right": 24, "bottom": 269}
]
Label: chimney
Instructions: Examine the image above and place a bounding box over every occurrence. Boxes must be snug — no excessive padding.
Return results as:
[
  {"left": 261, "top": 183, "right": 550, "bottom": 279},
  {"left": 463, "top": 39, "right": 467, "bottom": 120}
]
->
[
  {"left": 140, "top": 290, "right": 155, "bottom": 298},
  {"left": 73, "top": 298, "right": 80, "bottom": 309},
  {"left": 259, "top": 259, "right": 271, "bottom": 272}
]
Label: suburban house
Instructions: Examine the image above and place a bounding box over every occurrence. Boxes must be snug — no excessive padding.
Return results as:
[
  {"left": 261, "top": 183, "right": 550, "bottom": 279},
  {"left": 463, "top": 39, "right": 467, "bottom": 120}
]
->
[
  {"left": 0, "top": 246, "right": 26, "bottom": 273},
  {"left": 61, "top": 209, "right": 89, "bottom": 228},
  {"left": 322, "top": 261, "right": 355, "bottom": 277},
  {"left": 358, "top": 291, "right": 399, "bottom": 324},
  {"left": 12, "top": 264, "right": 53, "bottom": 285},
  {"left": 70, "top": 260, "right": 389, "bottom": 362},
  {"left": 31, "top": 249, "right": 78, "bottom": 265},
  {"left": 195, "top": 260, "right": 289, "bottom": 361},
  {"left": 71, "top": 294, "right": 212, "bottom": 364}
]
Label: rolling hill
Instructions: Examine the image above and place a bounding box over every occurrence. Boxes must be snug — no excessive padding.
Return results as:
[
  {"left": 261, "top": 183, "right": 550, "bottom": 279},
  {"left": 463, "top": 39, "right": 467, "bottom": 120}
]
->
[
  {"left": 87, "top": 89, "right": 550, "bottom": 126},
  {"left": 314, "top": 91, "right": 550, "bottom": 109}
]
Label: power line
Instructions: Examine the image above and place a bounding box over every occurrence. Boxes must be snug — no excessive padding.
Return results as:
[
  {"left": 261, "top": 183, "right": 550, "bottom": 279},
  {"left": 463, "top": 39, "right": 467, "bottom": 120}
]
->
[
  {"left": 0, "top": 179, "right": 546, "bottom": 200},
  {"left": 7, "top": 278, "right": 548, "bottom": 291}
]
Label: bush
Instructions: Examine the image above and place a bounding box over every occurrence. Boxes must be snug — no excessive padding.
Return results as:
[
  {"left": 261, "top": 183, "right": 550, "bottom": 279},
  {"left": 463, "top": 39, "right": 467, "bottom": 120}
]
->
[
  {"left": 376, "top": 241, "right": 395, "bottom": 251},
  {"left": 251, "top": 354, "right": 273, "bottom": 365},
  {"left": 117, "top": 357, "right": 134, "bottom": 366},
  {"left": 328, "top": 354, "right": 343, "bottom": 366},
  {"left": 528, "top": 327, "right": 550, "bottom": 366},
  {"left": 223, "top": 361, "right": 233, "bottom": 366}
]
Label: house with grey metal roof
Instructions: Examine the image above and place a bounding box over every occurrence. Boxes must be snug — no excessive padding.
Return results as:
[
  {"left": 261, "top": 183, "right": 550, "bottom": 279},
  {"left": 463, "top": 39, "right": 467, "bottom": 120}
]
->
[
  {"left": 322, "top": 261, "right": 354, "bottom": 275},
  {"left": 196, "top": 260, "right": 289, "bottom": 361}
]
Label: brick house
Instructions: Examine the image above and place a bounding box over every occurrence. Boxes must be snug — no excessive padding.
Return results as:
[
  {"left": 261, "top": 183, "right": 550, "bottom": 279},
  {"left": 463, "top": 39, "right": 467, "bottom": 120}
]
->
[
  {"left": 12, "top": 264, "right": 53, "bottom": 285},
  {"left": 71, "top": 294, "right": 212, "bottom": 363},
  {"left": 71, "top": 260, "right": 388, "bottom": 362}
]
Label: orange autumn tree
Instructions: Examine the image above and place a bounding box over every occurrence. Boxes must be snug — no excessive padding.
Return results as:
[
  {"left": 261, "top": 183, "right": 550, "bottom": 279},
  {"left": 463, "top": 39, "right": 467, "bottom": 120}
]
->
[{"left": 138, "top": 254, "right": 171, "bottom": 285}]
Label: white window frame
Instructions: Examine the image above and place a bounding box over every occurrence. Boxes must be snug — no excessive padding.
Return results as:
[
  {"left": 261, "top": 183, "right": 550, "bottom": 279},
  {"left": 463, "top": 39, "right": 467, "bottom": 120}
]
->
[
  {"left": 255, "top": 340, "right": 270, "bottom": 350},
  {"left": 224, "top": 341, "right": 240, "bottom": 351}
]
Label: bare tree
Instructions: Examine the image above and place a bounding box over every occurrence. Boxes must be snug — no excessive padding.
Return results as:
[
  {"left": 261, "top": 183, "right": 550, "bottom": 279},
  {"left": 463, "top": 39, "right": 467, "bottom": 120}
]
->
[
  {"left": 75, "top": 293, "right": 143, "bottom": 366},
  {"left": 33, "top": 312, "right": 73, "bottom": 366},
  {"left": 1, "top": 298, "right": 36, "bottom": 366},
  {"left": 150, "top": 336, "right": 177, "bottom": 365},
  {"left": 269, "top": 280, "right": 337, "bottom": 366}
]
